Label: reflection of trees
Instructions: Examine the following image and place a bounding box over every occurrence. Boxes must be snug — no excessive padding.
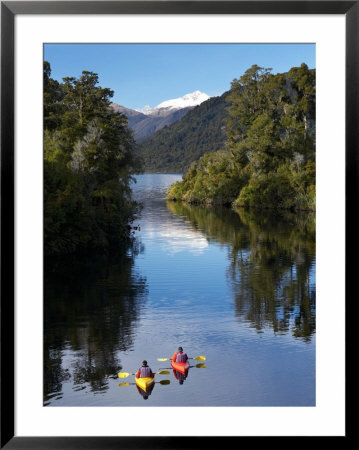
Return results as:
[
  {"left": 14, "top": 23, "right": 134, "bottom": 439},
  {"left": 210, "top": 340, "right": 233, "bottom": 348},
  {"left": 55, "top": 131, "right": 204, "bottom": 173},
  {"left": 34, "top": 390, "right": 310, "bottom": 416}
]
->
[
  {"left": 167, "top": 201, "right": 249, "bottom": 249},
  {"left": 167, "top": 201, "right": 315, "bottom": 341},
  {"left": 44, "top": 242, "right": 147, "bottom": 404},
  {"left": 231, "top": 209, "right": 315, "bottom": 341}
]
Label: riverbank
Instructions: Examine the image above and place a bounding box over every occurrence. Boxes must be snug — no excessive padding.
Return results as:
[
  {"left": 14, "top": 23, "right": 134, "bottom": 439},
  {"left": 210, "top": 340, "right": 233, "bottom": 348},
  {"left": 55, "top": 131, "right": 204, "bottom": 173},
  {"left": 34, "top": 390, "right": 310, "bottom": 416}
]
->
[{"left": 166, "top": 160, "right": 316, "bottom": 212}]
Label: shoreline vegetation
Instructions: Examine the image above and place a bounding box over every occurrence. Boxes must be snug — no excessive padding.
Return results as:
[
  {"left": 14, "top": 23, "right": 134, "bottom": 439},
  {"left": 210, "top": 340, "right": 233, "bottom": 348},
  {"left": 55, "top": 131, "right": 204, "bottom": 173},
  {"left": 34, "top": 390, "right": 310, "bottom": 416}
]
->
[
  {"left": 166, "top": 64, "right": 315, "bottom": 212},
  {"left": 44, "top": 62, "right": 143, "bottom": 255},
  {"left": 44, "top": 62, "right": 315, "bottom": 255}
]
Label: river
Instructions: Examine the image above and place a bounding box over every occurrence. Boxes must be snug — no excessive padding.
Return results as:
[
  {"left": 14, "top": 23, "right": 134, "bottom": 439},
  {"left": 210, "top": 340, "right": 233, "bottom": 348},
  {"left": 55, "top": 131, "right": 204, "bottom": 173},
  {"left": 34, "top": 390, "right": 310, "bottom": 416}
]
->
[{"left": 44, "top": 173, "right": 316, "bottom": 406}]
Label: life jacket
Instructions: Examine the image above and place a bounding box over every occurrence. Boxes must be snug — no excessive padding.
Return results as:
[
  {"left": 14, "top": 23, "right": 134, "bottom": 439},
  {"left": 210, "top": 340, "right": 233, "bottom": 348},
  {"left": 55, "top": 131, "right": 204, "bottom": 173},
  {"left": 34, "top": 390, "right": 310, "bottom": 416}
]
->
[
  {"left": 176, "top": 352, "right": 187, "bottom": 363},
  {"left": 140, "top": 366, "right": 152, "bottom": 377}
]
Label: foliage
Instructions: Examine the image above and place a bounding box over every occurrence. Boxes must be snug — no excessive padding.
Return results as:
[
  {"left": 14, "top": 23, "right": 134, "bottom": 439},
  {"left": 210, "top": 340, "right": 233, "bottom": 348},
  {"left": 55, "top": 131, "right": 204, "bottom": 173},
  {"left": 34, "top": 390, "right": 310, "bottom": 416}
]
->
[
  {"left": 167, "top": 151, "right": 248, "bottom": 205},
  {"left": 137, "top": 92, "right": 229, "bottom": 172},
  {"left": 167, "top": 64, "right": 316, "bottom": 211},
  {"left": 44, "top": 62, "right": 143, "bottom": 254}
]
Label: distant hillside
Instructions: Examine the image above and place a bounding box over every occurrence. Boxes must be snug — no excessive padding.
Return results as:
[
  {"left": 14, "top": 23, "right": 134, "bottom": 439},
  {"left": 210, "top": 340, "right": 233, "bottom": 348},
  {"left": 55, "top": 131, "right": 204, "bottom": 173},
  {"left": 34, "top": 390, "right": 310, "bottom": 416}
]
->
[
  {"left": 111, "top": 104, "right": 147, "bottom": 128},
  {"left": 111, "top": 90, "right": 209, "bottom": 143},
  {"left": 111, "top": 103, "right": 194, "bottom": 143},
  {"left": 166, "top": 64, "right": 316, "bottom": 211},
  {"left": 137, "top": 91, "right": 229, "bottom": 173}
]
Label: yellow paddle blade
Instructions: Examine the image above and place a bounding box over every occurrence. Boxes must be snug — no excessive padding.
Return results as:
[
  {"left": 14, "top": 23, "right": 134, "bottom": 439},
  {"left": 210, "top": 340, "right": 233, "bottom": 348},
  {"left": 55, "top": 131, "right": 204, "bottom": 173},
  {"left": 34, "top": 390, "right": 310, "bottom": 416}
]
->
[
  {"left": 195, "top": 363, "right": 206, "bottom": 368},
  {"left": 157, "top": 370, "right": 170, "bottom": 375},
  {"left": 118, "top": 372, "right": 132, "bottom": 378},
  {"left": 157, "top": 358, "right": 170, "bottom": 362},
  {"left": 193, "top": 356, "right": 206, "bottom": 361},
  {"left": 118, "top": 382, "right": 130, "bottom": 386},
  {"left": 159, "top": 380, "right": 170, "bottom": 385}
]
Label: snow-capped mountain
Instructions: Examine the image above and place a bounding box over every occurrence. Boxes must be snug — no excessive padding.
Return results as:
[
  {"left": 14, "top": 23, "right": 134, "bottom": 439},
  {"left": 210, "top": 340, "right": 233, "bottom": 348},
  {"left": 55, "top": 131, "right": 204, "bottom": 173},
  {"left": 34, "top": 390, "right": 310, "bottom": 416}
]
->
[
  {"left": 136, "top": 90, "right": 210, "bottom": 115},
  {"left": 112, "top": 90, "right": 211, "bottom": 142},
  {"left": 136, "top": 105, "right": 153, "bottom": 115},
  {"left": 111, "top": 102, "right": 194, "bottom": 142}
]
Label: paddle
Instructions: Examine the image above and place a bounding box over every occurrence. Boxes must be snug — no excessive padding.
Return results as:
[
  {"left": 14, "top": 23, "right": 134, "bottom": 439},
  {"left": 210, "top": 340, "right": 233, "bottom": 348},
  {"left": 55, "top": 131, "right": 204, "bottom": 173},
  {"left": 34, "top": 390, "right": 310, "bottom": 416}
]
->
[
  {"left": 118, "top": 370, "right": 170, "bottom": 378},
  {"left": 157, "top": 355, "right": 206, "bottom": 362},
  {"left": 119, "top": 380, "right": 171, "bottom": 387},
  {"left": 193, "top": 363, "right": 206, "bottom": 368},
  {"left": 159, "top": 363, "right": 206, "bottom": 370}
]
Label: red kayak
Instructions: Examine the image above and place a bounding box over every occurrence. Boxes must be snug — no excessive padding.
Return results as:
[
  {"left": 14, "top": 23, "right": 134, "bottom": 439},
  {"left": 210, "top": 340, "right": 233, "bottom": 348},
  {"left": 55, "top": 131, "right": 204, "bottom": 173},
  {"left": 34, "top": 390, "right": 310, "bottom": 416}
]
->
[{"left": 171, "top": 360, "right": 190, "bottom": 374}]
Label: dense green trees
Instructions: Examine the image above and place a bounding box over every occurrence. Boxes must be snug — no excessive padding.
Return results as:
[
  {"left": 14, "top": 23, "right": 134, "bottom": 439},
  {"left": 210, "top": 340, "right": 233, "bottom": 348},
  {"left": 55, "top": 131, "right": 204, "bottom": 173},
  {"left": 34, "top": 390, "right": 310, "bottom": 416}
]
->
[
  {"left": 167, "top": 64, "right": 316, "bottom": 211},
  {"left": 167, "top": 151, "right": 249, "bottom": 205},
  {"left": 44, "top": 63, "right": 142, "bottom": 254},
  {"left": 137, "top": 92, "right": 229, "bottom": 172}
]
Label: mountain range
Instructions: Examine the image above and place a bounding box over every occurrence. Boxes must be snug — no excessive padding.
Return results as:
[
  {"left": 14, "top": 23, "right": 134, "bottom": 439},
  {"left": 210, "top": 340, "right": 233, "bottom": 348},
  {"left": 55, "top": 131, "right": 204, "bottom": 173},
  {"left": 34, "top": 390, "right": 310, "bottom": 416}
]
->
[
  {"left": 136, "top": 90, "right": 229, "bottom": 173},
  {"left": 111, "top": 90, "right": 209, "bottom": 143},
  {"left": 123, "top": 68, "right": 316, "bottom": 174},
  {"left": 136, "top": 90, "right": 210, "bottom": 114}
]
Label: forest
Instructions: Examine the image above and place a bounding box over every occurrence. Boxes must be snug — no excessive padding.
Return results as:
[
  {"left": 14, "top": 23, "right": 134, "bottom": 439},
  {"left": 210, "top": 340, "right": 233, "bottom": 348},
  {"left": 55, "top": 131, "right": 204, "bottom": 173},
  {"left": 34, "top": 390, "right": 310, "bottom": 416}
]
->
[
  {"left": 167, "top": 64, "right": 316, "bottom": 211},
  {"left": 43, "top": 62, "right": 315, "bottom": 255},
  {"left": 43, "top": 62, "right": 142, "bottom": 255},
  {"left": 137, "top": 91, "right": 229, "bottom": 172}
]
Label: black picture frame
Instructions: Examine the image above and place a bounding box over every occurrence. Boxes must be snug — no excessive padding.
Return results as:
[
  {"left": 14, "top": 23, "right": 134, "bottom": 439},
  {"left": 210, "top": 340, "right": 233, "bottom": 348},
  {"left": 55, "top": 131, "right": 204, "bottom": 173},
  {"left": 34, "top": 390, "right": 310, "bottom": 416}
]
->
[{"left": 1, "top": 1, "right": 354, "bottom": 447}]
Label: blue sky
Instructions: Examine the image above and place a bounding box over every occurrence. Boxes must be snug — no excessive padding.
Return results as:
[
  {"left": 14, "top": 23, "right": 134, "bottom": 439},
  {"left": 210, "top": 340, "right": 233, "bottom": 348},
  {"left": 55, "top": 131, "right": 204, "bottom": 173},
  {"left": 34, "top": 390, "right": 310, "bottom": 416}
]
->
[{"left": 44, "top": 43, "right": 315, "bottom": 110}]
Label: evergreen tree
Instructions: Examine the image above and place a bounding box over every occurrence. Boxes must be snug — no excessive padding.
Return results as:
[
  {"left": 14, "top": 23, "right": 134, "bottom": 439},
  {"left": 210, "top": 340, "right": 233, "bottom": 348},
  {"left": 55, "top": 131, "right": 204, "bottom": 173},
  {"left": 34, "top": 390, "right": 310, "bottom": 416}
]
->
[
  {"left": 44, "top": 62, "right": 142, "bottom": 254},
  {"left": 167, "top": 64, "right": 316, "bottom": 211}
]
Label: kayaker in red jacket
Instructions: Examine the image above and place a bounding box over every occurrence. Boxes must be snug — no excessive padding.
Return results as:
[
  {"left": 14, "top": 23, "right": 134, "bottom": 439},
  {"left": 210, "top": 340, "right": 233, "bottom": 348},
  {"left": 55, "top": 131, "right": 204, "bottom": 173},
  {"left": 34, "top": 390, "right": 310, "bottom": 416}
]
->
[
  {"left": 135, "top": 360, "right": 155, "bottom": 378},
  {"left": 171, "top": 347, "right": 188, "bottom": 363}
]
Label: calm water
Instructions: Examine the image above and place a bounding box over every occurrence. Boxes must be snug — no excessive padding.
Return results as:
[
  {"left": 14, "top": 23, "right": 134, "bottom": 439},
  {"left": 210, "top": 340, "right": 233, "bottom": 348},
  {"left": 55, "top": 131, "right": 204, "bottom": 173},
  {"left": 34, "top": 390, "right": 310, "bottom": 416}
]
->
[{"left": 44, "top": 173, "right": 316, "bottom": 406}]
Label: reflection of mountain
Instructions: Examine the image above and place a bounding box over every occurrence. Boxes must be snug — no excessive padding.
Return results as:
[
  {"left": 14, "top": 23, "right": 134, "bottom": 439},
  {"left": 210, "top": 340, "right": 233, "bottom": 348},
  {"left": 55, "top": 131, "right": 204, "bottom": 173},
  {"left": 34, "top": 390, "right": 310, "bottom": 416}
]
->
[
  {"left": 44, "top": 244, "right": 148, "bottom": 404},
  {"left": 167, "top": 201, "right": 316, "bottom": 341}
]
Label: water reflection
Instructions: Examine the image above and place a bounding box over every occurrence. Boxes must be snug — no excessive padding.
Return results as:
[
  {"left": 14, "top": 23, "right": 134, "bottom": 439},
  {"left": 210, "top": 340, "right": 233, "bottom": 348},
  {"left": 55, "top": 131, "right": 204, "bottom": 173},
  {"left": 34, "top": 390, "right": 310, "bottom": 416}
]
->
[
  {"left": 136, "top": 382, "right": 155, "bottom": 400},
  {"left": 167, "top": 201, "right": 316, "bottom": 341},
  {"left": 131, "top": 174, "right": 209, "bottom": 256},
  {"left": 44, "top": 242, "right": 148, "bottom": 405},
  {"left": 118, "top": 378, "right": 171, "bottom": 401},
  {"left": 231, "top": 209, "right": 315, "bottom": 341},
  {"left": 44, "top": 173, "right": 315, "bottom": 407},
  {"left": 172, "top": 368, "right": 189, "bottom": 384},
  {"left": 144, "top": 224, "right": 209, "bottom": 255}
]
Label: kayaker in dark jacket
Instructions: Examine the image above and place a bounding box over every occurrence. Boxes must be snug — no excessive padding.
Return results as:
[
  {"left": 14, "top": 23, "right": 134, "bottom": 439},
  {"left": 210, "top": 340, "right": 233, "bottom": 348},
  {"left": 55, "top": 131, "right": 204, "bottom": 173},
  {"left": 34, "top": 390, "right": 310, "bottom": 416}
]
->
[
  {"left": 135, "top": 360, "right": 155, "bottom": 378},
  {"left": 171, "top": 347, "right": 188, "bottom": 363}
]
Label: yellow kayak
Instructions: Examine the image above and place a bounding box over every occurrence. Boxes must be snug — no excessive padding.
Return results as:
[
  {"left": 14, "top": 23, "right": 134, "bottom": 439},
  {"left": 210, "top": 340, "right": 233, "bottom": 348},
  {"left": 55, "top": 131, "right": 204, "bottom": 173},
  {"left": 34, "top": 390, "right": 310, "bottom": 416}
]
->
[{"left": 135, "top": 377, "right": 155, "bottom": 391}]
